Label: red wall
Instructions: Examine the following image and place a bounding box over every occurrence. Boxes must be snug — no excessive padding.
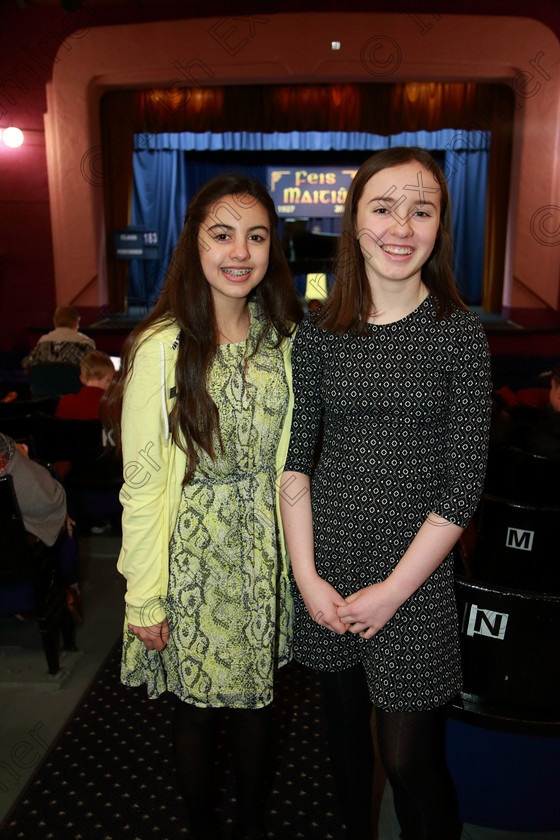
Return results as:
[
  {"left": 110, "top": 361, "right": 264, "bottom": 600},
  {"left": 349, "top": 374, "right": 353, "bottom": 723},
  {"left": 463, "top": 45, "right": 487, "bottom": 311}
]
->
[{"left": 0, "top": 6, "right": 62, "bottom": 352}]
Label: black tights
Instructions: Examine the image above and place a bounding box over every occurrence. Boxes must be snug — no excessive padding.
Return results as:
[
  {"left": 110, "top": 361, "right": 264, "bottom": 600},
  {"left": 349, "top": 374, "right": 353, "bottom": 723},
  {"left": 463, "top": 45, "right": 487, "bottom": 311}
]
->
[
  {"left": 319, "top": 666, "right": 461, "bottom": 840},
  {"left": 172, "top": 699, "right": 271, "bottom": 839}
]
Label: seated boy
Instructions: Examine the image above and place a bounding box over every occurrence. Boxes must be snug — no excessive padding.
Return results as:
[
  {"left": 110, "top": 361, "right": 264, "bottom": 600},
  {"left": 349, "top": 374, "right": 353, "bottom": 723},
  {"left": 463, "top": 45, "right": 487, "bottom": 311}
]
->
[
  {"left": 22, "top": 305, "right": 95, "bottom": 370},
  {"left": 56, "top": 351, "right": 115, "bottom": 420}
]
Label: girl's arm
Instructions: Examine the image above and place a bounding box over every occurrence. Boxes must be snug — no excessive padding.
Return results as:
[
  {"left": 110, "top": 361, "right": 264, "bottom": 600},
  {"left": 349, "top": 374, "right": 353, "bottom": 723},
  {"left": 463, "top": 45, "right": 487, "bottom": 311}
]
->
[
  {"left": 280, "top": 470, "right": 348, "bottom": 635},
  {"left": 340, "top": 311, "right": 492, "bottom": 638},
  {"left": 281, "top": 316, "right": 349, "bottom": 635},
  {"left": 117, "top": 337, "right": 171, "bottom": 637},
  {"left": 337, "top": 513, "right": 462, "bottom": 637}
]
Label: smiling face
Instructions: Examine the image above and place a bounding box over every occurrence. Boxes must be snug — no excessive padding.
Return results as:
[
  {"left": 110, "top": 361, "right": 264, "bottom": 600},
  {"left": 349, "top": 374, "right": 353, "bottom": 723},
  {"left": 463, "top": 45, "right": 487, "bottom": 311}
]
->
[
  {"left": 198, "top": 195, "right": 271, "bottom": 307},
  {"left": 354, "top": 161, "right": 441, "bottom": 294}
]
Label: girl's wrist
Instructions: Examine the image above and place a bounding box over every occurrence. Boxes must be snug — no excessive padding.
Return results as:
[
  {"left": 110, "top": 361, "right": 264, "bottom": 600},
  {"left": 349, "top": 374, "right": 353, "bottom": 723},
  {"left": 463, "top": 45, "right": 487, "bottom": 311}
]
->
[
  {"left": 293, "top": 565, "right": 320, "bottom": 586},
  {"left": 379, "top": 574, "right": 409, "bottom": 609}
]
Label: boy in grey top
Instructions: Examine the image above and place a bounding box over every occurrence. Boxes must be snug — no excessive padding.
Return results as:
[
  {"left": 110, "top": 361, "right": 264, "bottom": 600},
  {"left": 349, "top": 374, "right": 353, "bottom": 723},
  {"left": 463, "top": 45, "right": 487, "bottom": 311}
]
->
[{"left": 22, "top": 305, "right": 95, "bottom": 370}]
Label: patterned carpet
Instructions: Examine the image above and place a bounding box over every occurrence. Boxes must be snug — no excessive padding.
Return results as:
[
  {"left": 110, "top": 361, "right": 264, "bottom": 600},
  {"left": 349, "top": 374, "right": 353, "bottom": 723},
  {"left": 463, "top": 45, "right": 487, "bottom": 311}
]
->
[{"left": 0, "top": 645, "right": 349, "bottom": 840}]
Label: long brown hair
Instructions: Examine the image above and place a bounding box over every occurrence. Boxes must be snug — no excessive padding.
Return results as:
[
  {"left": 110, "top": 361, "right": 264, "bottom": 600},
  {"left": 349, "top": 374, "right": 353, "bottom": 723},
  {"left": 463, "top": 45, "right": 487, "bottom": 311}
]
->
[
  {"left": 105, "top": 172, "right": 302, "bottom": 482},
  {"left": 317, "top": 146, "right": 466, "bottom": 335}
]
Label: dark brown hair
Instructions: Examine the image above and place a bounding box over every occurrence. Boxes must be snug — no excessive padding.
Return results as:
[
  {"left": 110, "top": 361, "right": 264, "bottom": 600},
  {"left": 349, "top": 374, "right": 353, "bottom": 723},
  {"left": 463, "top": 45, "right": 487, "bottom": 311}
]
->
[
  {"left": 317, "top": 146, "right": 466, "bottom": 335},
  {"left": 105, "top": 172, "right": 302, "bottom": 482}
]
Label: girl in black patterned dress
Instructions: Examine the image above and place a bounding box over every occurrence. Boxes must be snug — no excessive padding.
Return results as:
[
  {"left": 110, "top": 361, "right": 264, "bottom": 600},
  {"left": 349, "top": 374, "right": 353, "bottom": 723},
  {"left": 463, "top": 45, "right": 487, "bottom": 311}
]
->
[{"left": 280, "top": 147, "right": 492, "bottom": 840}]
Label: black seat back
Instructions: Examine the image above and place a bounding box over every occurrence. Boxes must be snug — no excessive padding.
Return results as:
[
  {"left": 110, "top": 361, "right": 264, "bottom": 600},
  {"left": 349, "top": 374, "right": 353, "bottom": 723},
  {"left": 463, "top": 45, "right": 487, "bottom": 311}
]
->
[
  {"left": 32, "top": 414, "right": 122, "bottom": 487},
  {"left": 28, "top": 364, "right": 82, "bottom": 399},
  {"left": 0, "top": 475, "right": 43, "bottom": 583},
  {"left": 456, "top": 576, "right": 560, "bottom": 715},
  {"left": 0, "top": 396, "right": 58, "bottom": 417},
  {"left": 485, "top": 445, "right": 559, "bottom": 506},
  {"left": 472, "top": 493, "right": 560, "bottom": 593},
  {"left": 0, "top": 474, "right": 76, "bottom": 674},
  {"left": 0, "top": 414, "right": 36, "bottom": 447}
]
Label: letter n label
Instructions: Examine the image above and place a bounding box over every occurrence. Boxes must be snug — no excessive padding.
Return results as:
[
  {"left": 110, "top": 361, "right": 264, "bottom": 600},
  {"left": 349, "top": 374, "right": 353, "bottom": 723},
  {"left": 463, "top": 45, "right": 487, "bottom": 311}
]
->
[
  {"left": 466, "top": 604, "right": 509, "bottom": 640},
  {"left": 506, "top": 527, "right": 534, "bottom": 551}
]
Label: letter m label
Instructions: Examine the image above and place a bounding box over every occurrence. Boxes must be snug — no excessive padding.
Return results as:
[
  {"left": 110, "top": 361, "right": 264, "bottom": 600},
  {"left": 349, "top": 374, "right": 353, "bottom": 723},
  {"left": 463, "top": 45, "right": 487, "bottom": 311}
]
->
[
  {"left": 466, "top": 604, "right": 509, "bottom": 640},
  {"left": 506, "top": 527, "right": 534, "bottom": 551}
]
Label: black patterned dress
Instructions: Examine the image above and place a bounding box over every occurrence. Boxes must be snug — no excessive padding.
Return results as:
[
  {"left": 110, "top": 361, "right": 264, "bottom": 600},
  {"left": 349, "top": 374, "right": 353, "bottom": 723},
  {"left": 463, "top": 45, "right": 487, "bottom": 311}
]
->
[{"left": 284, "top": 297, "right": 492, "bottom": 712}]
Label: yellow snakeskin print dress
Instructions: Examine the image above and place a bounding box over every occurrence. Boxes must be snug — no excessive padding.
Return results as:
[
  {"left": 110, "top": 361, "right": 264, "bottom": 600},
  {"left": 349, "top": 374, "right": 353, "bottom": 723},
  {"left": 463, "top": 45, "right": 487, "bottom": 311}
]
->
[{"left": 121, "top": 317, "right": 292, "bottom": 708}]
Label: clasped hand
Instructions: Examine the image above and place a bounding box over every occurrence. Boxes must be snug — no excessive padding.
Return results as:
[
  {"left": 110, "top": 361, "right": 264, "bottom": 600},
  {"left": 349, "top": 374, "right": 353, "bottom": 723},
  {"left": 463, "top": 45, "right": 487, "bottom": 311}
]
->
[
  {"left": 298, "top": 575, "right": 348, "bottom": 635},
  {"left": 336, "top": 581, "right": 399, "bottom": 639},
  {"left": 128, "top": 618, "right": 170, "bottom": 651},
  {"left": 300, "top": 575, "right": 400, "bottom": 639}
]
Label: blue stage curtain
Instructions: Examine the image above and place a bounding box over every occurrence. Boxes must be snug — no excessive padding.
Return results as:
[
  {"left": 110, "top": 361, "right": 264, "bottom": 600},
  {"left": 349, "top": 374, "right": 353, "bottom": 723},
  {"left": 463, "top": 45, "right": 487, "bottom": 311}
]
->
[
  {"left": 134, "top": 129, "right": 488, "bottom": 154},
  {"left": 128, "top": 149, "right": 187, "bottom": 306},
  {"left": 444, "top": 135, "right": 489, "bottom": 304},
  {"left": 130, "top": 130, "right": 489, "bottom": 307}
]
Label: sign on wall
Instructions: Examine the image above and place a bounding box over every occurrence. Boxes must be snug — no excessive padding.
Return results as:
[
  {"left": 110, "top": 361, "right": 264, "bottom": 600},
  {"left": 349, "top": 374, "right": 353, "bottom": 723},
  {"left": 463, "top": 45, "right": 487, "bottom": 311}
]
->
[
  {"left": 267, "top": 167, "right": 357, "bottom": 218},
  {"left": 114, "top": 229, "right": 159, "bottom": 260}
]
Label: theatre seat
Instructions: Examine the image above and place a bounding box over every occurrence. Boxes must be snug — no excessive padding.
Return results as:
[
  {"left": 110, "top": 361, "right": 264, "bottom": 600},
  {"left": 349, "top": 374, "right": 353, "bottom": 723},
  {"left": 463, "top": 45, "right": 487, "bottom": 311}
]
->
[
  {"left": 448, "top": 572, "right": 560, "bottom": 832},
  {"left": 0, "top": 414, "right": 36, "bottom": 448},
  {"left": 455, "top": 575, "right": 559, "bottom": 716},
  {"left": 484, "top": 444, "right": 559, "bottom": 505},
  {"left": 0, "top": 475, "right": 76, "bottom": 674},
  {"left": 0, "top": 396, "right": 58, "bottom": 417},
  {"left": 31, "top": 414, "right": 122, "bottom": 528},
  {"left": 32, "top": 413, "right": 105, "bottom": 469},
  {"left": 28, "top": 363, "right": 82, "bottom": 399},
  {"left": 470, "top": 493, "right": 560, "bottom": 594}
]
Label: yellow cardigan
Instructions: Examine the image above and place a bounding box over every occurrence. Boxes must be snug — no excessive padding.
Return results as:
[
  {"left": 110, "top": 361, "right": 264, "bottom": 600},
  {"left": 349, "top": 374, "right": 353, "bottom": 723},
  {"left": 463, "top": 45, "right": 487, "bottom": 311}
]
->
[{"left": 117, "top": 317, "right": 294, "bottom": 627}]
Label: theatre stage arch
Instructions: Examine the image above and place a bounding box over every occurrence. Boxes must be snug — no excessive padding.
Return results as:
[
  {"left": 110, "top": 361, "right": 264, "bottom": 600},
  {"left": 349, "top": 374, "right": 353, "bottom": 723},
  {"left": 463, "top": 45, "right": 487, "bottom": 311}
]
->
[{"left": 44, "top": 13, "right": 560, "bottom": 325}]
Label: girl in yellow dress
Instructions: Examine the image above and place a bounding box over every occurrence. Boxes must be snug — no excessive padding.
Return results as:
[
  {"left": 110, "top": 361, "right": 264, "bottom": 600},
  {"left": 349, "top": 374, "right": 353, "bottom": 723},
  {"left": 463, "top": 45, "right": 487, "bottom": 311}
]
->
[{"left": 106, "top": 173, "right": 302, "bottom": 840}]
